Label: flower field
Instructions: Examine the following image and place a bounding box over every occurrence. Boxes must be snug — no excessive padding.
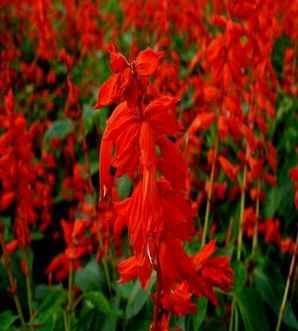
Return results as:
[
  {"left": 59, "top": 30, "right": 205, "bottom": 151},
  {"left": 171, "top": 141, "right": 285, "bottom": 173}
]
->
[{"left": 0, "top": 1, "right": 297, "bottom": 330}]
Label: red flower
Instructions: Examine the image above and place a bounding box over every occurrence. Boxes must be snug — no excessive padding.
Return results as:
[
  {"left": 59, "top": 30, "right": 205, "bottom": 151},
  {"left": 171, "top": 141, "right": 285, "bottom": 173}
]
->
[
  {"left": 192, "top": 240, "right": 234, "bottom": 305},
  {"left": 218, "top": 156, "right": 239, "bottom": 181},
  {"left": 96, "top": 48, "right": 163, "bottom": 108},
  {"left": 259, "top": 219, "right": 281, "bottom": 244},
  {"left": 161, "top": 283, "right": 196, "bottom": 316}
]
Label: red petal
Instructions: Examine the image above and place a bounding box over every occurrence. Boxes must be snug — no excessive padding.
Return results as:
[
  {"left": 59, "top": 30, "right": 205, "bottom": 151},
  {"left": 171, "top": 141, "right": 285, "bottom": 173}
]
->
[
  {"left": 218, "top": 156, "right": 239, "bottom": 181},
  {"left": 110, "top": 52, "right": 129, "bottom": 73},
  {"left": 188, "top": 112, "right": 216, "bottom": 134},
  {"left": 96, "top": 74, "right": 120, "bottom": 108},
  {"left": 144, "top": 96, "right": 178, "bottom": 136},
  {"left": 135, "top": 48, "right": 164, "bottom": 76}
]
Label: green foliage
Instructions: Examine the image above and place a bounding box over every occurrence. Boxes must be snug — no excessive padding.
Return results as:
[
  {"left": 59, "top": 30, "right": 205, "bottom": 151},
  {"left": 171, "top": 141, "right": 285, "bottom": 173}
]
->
[
  {"left": 75, "top": 258, "right": 104, "bottom": 292},
  {"left": 44, "top": 119, "right": 75, "bottom": 144},
  {"left": 192, "top": 297, "right": 208, "bottom": 331},
  {"left": 0, "top": 311, "right": 18, "bottom": 331},
  {"left": 255, "top": 269, "right": 298, "bottom": 329},
  {"left": 117, "top": 175, "right": 133, "bottom": 199},
  {"left": 236, "top": 288, "right": 269, "bottom": 331}
]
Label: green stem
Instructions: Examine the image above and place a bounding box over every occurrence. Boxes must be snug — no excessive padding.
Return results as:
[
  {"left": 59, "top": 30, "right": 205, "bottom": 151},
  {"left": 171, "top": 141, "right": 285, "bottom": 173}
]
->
[
  {"left": 14, "top": 295, "right": 26, "bottom": 327},
  {"left": 103, "top": 257, "right": 112, "bottom": 295},
  {"left": 234, "top": 308, "right": 239, "bottom": 331},
  {"left": 0, "top": 237, "right": 26, "bottom": 327},
  {"left": 252, "top": 180, "right": 261, "bottom": 256},
  {"left": 275, "top": 230, "right": 298, "bottom": 331},
  {"left": 237, "top": 162, "right": 247, "bottom": 261},
  {"left": 68, "top": 261, "right": 73, "bottom": 309},
  {"left": 22, "top": 249, "right": 33, "bottom": 327},
  {"left": 201, "top": 136, "right": 218, "bottom": 248},
  {"left": 25, "top": 273, "right": 33, "bottom": 322},
  {"left": 64, "top": 311, "right": 70, "bottom": 331},
  {"left": 229, "top": 298, "right": 235, "bottom": 331},
  {"left": 65, "top": 260, "right": 73, "bottom": 331}
]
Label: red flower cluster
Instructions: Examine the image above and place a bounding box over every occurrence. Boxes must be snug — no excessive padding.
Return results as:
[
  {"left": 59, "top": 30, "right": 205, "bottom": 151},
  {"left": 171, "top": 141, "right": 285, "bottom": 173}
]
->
[
  {"left": 96, "top": 48, "right": 233, "bottom": 329},
  {"left": 0, "top": 91, "right": 53, "bottom": 250}
]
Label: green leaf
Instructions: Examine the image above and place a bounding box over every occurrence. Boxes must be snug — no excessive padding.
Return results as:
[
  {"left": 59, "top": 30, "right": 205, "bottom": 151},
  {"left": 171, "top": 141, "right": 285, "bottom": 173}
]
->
[
  {"left": 82, "top": 106, "right": 103, "bottom": 134},
  {"left": 255, "top": 269, "right": 298, "bottom": 329},
  {"left": 0, "top": 311, "right": 18, "bottom": 331},
  {"left": 125, "top": 278, "right": 154, "bottom": 319},
  {"left": 263, "top": 187, "right": 282, "bottom": 218},
  {"left": 37, "top": 287, "right": 67, "bottom": 313},
  {"left": 84, "top": 291, "right": 112, "bottom": 315},
  {"left": 83, "top": 106, "right": 96, "bottom": 133},
  {"left": 271, "top": 34, "right": 292, "bottom": 80},
  {"left": 75, "top": 257, "right": 103, "bottom": 292},
  {"left": 117, "top": 175, "right": 132, "bottom": 199},
  {"left": 32, "top": 230, "right": 44, "bottom": 241},
  {"left": 193, "top": 297, "right": 208, "bottom": 330},
  {"left": 236, "top": 288, "right": 269, "bottom": 331},
  {"left": 44, "top": 119, "right": 74, "bottom": 144},
  {"left": 31, "top": 286, "right": 66, "bottom": 331},
  {"left": 234, "top": 262, "right": 246, "bottom": 293}
]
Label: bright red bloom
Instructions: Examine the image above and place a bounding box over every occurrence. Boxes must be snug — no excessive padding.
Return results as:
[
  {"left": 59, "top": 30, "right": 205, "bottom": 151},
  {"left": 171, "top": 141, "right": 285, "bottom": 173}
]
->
[
  {"left": 259, "top": 219, "right": 281, "bottom": 245},
  {"left": 96, "top": 47, "right": 234, "bottom": 328},
  {"left": 95, "top": 48, "right": 163, "bottom": 108},
  {"left": 192, "top": 240, "right": 234, "bottom": 305},
  {"left": 161, "top": 283, "right": 196, "bottom": 316},
  {"left": 218, "top": 156, "right": 239, "bottom": 181}
]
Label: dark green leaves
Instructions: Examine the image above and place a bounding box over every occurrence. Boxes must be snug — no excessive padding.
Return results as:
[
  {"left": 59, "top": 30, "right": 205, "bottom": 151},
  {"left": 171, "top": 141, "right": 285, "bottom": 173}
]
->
[
  {"left": 125, "top": 281, "right": 151, "bottom": 319},
  {"left": 255, "top": 269, "right": 298, "bottom": 330},
  {"left": 84, "top": 291, "right": 112, "bottom": 315},
  {"left": 0, "top": 311, "right": 18, "bottom": 331},
  {"left": 44, "top": 119, "right": 74, "bottom": 144},
  {"left": 75, "top": 258, "right": 103, "bottom": 292},
  {"left": 192, "top": 297, "right": 208, "bottom": 331},
  {"left": 236, "top": 288, "right": 269, "bottom": 331},
  {"left": 117, "top": 175, "right": 132, "bottom": 199},
  {"left": 31, "top": 286, "right": 67, "bottom": 331}
]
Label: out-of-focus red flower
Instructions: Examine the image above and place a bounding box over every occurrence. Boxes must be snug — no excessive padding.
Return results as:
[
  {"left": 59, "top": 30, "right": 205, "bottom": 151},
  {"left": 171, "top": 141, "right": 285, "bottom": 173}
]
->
[
  {"left": 192, "top": 240, "right": 233, "bottom": 305},
  {"left": 218, "top": 156, "right": 239, "bottom": 181},
  {"left": 259, "top": 219, "right": 281, "bottom": 245}
]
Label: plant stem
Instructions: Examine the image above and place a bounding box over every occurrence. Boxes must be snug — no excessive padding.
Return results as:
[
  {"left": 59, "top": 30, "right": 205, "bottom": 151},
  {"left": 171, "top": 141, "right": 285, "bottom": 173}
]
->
[
  {"left": 65, "top": 260, "right": 73, "bottom": 331},
  {"left": 14, "top": 295, "right": 26, "bottom": 327},
  {"left": 229, "top": 298, "right": 235, "bottom": 331},
  {"left": 25, "top": 273, "right": 33, "bottom": 322},
  {"left": 64, "top": 311, "right": 70, "bottom": 331},
  {"left": 252, "top": 179, "right": 261, "bottom": 256},
  {"left": 237, "top": 156, "right": 248, "bottom": 261},
  {"left": 275, "top": 229, "right": 298, "bottom": 331},
  {"left": 201, "top": 136, "right": 218, "bottom": 248},
  {"left": 22, "top": 249, "right": 33, "bottom": 326},
  {"left": 0, "top": 239, "right": 26, "bottom": 327},
  {"left": 103, "top": 256, "right": 112, "bottom": 295},
  {"left": 68, "top": 261, "right": 73, "bottom": 309},
  {"left": 225, "top": 216, "right": 234, "bottom": 246},
  {"left": 234, "top": 308, "right": 239, "bottom": 331}
]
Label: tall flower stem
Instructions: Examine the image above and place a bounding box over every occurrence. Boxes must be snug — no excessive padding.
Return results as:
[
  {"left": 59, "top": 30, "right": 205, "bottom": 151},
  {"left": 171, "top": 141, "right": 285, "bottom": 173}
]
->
[
  {"left": 22, "top": 249, "right": 33, "bottom": 324},
  {"left": 65, "top": 260, "right": 73, "bottom": 331},
  {"left": 252, "top": 179, "right": 261, "bottom": 256},
  {"left": 25, "top": 273, "right": 33, "bottom": 321},
  {"left": 275, "top": 229, "right": 298, "bottom": 331},
  {"left": 229, "top": 298, "right": 235, "bottom": 331},
  {"left": 201, "top": 135, "right": 218, "bottom": 248},
  {"left": 0, "top": 238, "right": 25, "bottom": 327},
  {"left": 3, "top": 263, "right": 25, "bottom": 327},
  {"left": 237, "top": 147, "right": 248, "bottom": 261}
]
